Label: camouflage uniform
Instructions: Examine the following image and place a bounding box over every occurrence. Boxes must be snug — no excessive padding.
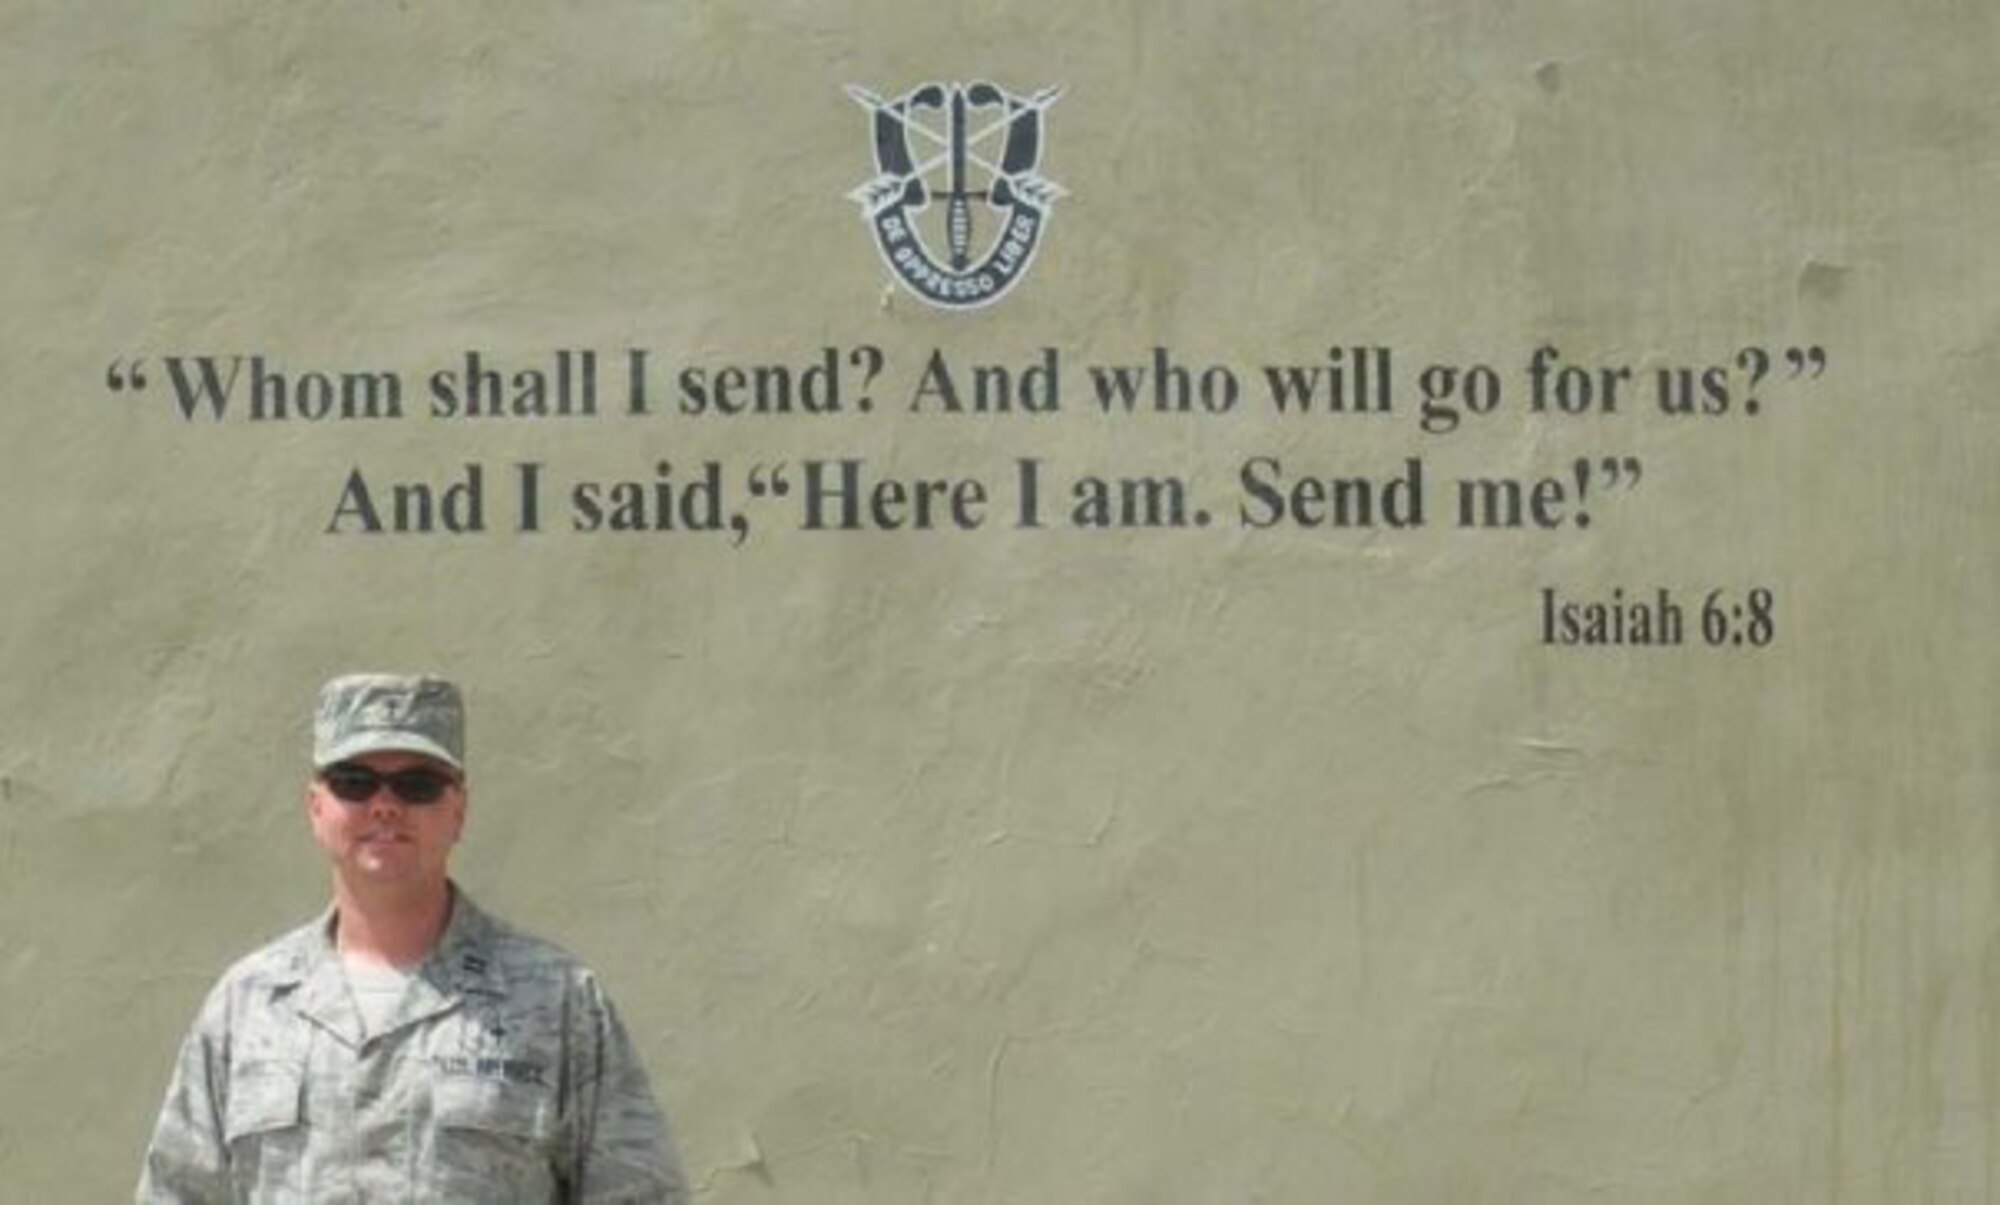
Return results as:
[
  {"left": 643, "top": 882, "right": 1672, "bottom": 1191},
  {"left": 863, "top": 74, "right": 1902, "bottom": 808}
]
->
[{"left": 138, "top": 889, "right": 688, "bottom": 1203}]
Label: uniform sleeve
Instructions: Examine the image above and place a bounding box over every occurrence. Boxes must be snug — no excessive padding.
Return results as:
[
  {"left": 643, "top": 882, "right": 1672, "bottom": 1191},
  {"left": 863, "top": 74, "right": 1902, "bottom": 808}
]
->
[
  {"left": 562, "top": 977, "right": 690, "bottom": 1205},
  {"left": 135, "top": 993, "right": 232, "bottom": 1204}
]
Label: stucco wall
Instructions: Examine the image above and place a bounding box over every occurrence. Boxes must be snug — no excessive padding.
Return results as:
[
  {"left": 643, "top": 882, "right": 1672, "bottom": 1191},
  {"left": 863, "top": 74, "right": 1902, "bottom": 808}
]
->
[{"left": 3, "top": 2, "right": 1996, "bottom": 1200}]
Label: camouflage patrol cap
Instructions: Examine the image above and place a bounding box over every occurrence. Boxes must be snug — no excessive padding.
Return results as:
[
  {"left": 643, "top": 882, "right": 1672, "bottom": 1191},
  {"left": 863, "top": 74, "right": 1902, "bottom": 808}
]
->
[{"left": 313, "top": 673, "right": 465, "bottom": 770}]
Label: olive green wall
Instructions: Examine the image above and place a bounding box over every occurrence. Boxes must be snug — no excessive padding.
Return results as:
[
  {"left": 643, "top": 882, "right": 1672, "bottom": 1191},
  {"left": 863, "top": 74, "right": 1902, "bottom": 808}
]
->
[{"left": 3, "top": 2, "right": 1996, "bottom": 1201}]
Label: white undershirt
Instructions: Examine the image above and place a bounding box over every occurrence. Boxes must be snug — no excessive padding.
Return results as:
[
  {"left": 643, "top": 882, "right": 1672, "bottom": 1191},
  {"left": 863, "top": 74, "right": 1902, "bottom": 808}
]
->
[{"left": 343, "top": 954, "right": 419, "bottom": 1037}]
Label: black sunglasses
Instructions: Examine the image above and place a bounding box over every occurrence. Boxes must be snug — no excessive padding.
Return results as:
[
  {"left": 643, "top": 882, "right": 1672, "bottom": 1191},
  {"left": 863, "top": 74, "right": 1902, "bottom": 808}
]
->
[{"left": 320, "top": 763, "right": 459, "bottom": 806}]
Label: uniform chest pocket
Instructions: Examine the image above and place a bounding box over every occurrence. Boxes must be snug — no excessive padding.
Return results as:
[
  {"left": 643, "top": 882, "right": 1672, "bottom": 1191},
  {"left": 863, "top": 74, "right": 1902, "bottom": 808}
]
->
[
  {"left": 431, "top": 1076, "right": 559, "bottom": 1198},
  {"left": 224, "top": 1061, "right": 304, "bottom": 1142},
  {"left": 223, "top": 1062, "right": 307, "bottom": 1197}
]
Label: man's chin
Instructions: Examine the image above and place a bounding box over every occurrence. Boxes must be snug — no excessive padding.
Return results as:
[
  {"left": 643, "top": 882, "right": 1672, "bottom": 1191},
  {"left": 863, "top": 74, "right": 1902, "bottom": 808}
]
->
[{"left": 350, "top": 846, "right": 420, "bottom": 877}]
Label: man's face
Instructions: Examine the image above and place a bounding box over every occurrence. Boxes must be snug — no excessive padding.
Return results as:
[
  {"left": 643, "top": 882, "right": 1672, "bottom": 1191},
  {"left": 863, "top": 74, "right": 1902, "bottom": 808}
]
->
[{"left": 306, "top": 750, "right": 465, "bottom": 891}]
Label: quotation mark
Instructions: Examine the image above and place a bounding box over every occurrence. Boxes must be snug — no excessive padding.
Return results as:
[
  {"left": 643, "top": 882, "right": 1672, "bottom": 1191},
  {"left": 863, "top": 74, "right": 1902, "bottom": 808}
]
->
[
  {"left": 106, "top": 358, "right": 149, "bottom": 394},
  {"left": 1782, "top": 346, "right": 1827, "bottom": 379},
  {"left": 746, "top": 463, "right": 793, "bottom": 499}
]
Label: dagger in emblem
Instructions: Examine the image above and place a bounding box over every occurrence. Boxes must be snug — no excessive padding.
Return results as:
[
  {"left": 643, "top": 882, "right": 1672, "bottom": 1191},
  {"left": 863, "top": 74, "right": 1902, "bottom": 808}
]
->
[{"left": 946, "top": 86, "right": 974, "bottom": 271}]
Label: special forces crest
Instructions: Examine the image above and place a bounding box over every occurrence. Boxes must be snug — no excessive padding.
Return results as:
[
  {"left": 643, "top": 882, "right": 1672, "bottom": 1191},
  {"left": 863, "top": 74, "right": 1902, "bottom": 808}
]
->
[{"left": 847, "top": 82, "right": 1065, "bottom": 310}]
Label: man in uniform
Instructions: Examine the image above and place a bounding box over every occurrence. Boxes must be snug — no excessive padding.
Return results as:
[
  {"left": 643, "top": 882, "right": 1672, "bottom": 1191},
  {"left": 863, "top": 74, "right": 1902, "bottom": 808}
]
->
[{"left": 138, "top": 673, "right": 689, "bottom": 1202}]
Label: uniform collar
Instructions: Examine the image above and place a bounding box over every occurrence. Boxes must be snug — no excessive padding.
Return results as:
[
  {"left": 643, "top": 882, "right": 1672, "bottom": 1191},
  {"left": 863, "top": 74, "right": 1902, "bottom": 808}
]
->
[
  {"left": 278, "top": 883, "right": 507, "bottom": 1049},
  {"left": 428, "top": 886, "right": 509, "bottom": 998}
]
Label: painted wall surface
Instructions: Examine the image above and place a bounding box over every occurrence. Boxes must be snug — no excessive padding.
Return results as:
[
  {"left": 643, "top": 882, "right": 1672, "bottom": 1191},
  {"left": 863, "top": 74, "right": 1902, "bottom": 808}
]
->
[{"left": 3, "top": 2, "right": 1996, "bottom": 1201}]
